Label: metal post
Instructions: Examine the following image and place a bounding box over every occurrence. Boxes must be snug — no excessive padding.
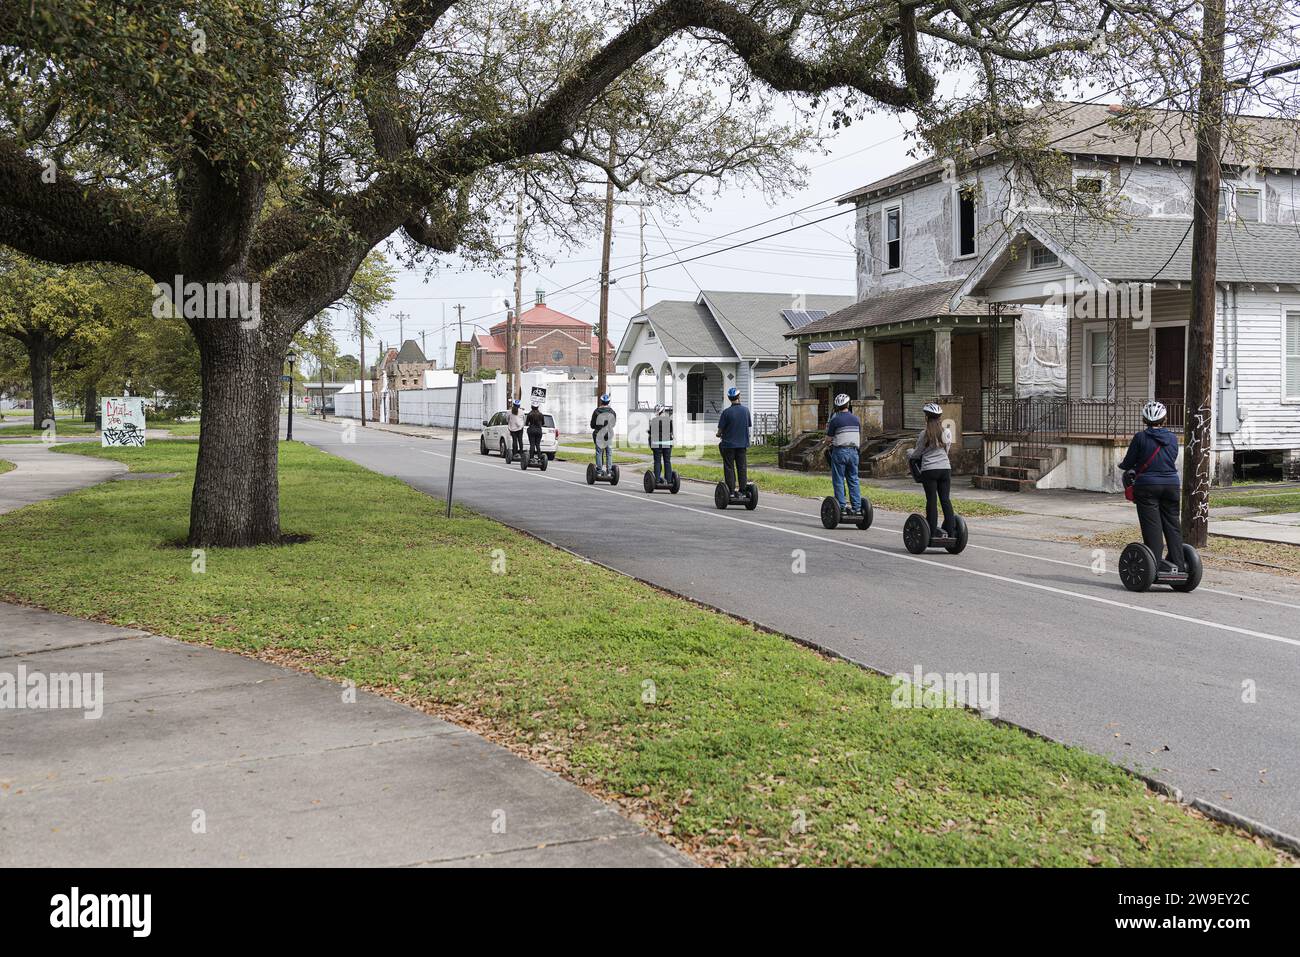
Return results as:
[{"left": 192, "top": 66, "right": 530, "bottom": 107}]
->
[
  {"left": 286, "top": 354, "right": 295, "bottom": 441},
  {"left": 446, "top": 370, "right": 464, "bottom": 519}
]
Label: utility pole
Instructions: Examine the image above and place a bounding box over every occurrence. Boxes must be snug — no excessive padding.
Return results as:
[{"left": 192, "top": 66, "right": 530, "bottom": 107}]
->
[
  {"left": 1183, "top": 0, "right": 1226, "bottom": 549},
  {"left": 639, "top": 204, "right": 647, "bottom": 312},
  {"left": 455, "top": 303, "right": 464, "bottom": 341},
  {"left": 421, "top": 330, "right": 427, "bottom": 361},
  {"left": 392, "top": 312, "right": 410, "bottom": 346},
  {"left": 358, "top": 310, "right": 367, "bottom": 428},
  {"left": 597, "top": 138, "right": 617, "bottom": 398},
  {"left": 513, "top": 190, "right": 526, "bottom": 399}
]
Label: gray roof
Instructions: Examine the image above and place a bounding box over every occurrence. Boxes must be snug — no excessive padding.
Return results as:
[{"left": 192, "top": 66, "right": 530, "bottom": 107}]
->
[
  {"left": 700, "top": 291, "right": 855, "bottom": 358},
  {"left": 838, "top": 102, "right": 1300, "bottom": 204},
  {"left": 1028, "top": 215, "right": 1300, "bottom": 285},
  {"left": 638, "top": 300, "right": 735, "bottom": 358},
  {"left": 787, "top": 280, "right": 1007, "bottom": 339},
  {"left": 395, "top": 339, "right": 427, "bottom": 364},
  {"left": 955, "top": 215, "right": 1300, "bottom": 303}
]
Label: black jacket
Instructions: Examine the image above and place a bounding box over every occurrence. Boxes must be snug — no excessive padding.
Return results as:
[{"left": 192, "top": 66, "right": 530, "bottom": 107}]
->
[{"left": 1119, "top": 428, "right": 1180, "bottom": 486}]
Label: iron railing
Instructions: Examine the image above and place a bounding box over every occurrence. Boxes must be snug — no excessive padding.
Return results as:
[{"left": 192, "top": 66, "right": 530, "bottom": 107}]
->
[{"left": 985, "top": 397, "right": 1186, "bottom": 439}]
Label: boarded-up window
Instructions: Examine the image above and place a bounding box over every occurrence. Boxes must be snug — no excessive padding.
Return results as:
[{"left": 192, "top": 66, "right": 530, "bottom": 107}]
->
[{"left": 1286, "top": 312, "right": 1300, "bottom": 400}]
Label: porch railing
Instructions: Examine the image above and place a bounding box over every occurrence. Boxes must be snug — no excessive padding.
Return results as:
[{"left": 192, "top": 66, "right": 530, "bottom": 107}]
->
[{"left": 984, "top": 397, "right": 1187, "bottom": 448}]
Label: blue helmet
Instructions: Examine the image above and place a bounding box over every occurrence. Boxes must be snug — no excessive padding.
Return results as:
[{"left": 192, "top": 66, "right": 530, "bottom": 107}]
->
[
  {"left": 727, "top": 387, "right": 740, "bottom": 400},
  {"left": 599, "top": 393, "right": 610, "bottom": 404}
]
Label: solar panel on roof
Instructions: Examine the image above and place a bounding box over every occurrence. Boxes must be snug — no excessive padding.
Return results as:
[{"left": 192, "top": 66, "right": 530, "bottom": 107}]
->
[{"left": 783, "top": 309, "right": 846, "bottom": 352}]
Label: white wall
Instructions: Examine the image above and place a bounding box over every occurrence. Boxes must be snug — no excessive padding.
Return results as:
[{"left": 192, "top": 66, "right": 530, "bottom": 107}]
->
[{"left": 1217, "top": 287, "right": 1300, "bottom": 452}]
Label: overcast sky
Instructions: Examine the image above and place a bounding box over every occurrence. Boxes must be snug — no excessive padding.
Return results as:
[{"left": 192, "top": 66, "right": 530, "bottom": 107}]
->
[{"left": 328, "top": 108, "right": 920, "bottom": 369}]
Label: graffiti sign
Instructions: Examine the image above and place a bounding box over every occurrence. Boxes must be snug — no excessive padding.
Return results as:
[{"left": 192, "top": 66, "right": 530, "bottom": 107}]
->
[{"left": 102, "top": 397, "right": 146, "bottom": 448}]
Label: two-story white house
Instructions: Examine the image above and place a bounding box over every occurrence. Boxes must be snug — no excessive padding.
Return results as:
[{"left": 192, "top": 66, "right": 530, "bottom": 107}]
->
[{"left": 781, "top": 102, "right": 1300, "bottom": 489}]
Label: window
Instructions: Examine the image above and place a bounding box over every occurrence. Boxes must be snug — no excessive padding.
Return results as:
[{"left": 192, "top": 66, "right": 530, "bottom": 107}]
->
[
  {"left": 551, "top": 348, "right": 564, "bottom": 362},
  {"left": 1074, "top": 176, "right": 1104, "bottom": 195},
  {"left": 1085, "top": 326, "right": 1112, "bottom": 399},
  {"left": 1218, "top": 186, "right": 1230, "bottom": 220},
  {"left": 1030, "top": 244, "right": 1060, "bottom": 269},
  {"left": 646, "top": 326, "right": 655, "bottom": 339},
  {"left": 1286, "top": 312, "right": 1300, "bottom": 400},
  {"left": 884, "top": 205, "right": 902, "bottom": 270},
  {"left": 1236, "top": 188, "right": 1261, "bottom": 222},
  {"left": 955, "top": 187, "right": 976, "bottom": 258},
  {"left": 686, "top": 370, "right": 704, "bottom": 415}
]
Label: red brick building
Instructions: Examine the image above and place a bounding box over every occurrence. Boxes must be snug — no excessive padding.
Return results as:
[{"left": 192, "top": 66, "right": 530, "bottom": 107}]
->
[{"left": 471, "top": 292, "right": 615, "bottom": 376}]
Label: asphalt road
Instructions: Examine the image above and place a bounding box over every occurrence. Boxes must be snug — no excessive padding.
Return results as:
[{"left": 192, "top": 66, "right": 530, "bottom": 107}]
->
[{"left": 295, "top": 417, "right": 1300, "bottom": 843}]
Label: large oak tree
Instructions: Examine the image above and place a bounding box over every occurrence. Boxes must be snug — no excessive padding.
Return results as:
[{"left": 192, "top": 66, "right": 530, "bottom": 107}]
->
[{"left": 2, "top": 1, "right": 1152, "bottom": 545}]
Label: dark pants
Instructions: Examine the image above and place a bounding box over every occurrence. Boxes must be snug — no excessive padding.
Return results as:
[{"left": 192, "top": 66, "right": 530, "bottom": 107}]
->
[
  {"left": 526, "top": 428, "right": 542, "bottom": 456},
  {"left": 921, "top": 468, "right": 955, "bottom": 537},
  {"left": 1134, "top": 484, "right": 1185, "bottom": 569},
  {"left": 510, "top": 429, "right": 523, "bottom": 456},
  {"left": 721, "top": 446, "right": 748, "bottom": 492},
  {"left": 652, "top": 447, "right": 673, "bottom": 481}
]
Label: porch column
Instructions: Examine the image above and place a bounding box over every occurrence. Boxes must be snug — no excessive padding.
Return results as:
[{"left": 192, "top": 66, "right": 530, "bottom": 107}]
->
[
  {"left": 855, "top": 334, "right": 884, "bottom": 436},
  {"left": 934, "top": 327, "right": 953, "bottom": 397},
  {"left": 795, "top": 340, "right": 811, "bottom": 399}
]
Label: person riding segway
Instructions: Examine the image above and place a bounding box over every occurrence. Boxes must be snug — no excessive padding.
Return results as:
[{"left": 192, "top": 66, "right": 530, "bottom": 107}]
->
[
  {"left": 643, "top": 404, "right": 680, "bottom": 494},
  {"left": 903, "top": 402, "right": 968, "bottom": 553},
  {"left": 1117, "top": 400, "right": 1202, "bottom": 592},
  {"left": 505, "top": 399, "right": 525, "bottom": 463},
  {"left": 586, "top": 393, "right": 620, "bottom": 485},
  {"left": 820, "top": 393, "right": 873, "bottom": 529},
  {"left": 520, "top": 400, "right": 548, "bottom": 471},
  {"left": 714, "top": 387, "right": 757, "bottom": 509}
]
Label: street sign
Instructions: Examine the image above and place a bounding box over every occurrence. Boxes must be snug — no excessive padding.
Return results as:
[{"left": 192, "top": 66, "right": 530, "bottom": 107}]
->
[
  {"left": 530, "top": 385, "right": 547, "bottom": 407},
  {"left": 454, "top": 341, "right": 472, "bottom": 376}
]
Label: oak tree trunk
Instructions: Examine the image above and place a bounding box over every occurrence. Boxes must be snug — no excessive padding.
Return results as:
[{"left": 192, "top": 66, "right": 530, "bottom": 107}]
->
[
  {"left": 27, "top": 337, "right": 55, "bottom": 430},
  {"left": 188, "top": 331, "right": 288, "bottom": 547}
]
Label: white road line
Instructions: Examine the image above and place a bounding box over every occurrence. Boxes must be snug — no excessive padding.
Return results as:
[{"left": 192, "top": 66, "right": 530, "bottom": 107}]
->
[{"left": 407, "top": 445, "right": 1300, "bottom": 650}]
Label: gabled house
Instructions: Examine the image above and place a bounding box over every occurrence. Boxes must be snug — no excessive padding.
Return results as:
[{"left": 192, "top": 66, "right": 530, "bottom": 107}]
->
[
  {"left": 615, "top": 290, "right": 853, "bottom": 444},
  {"left": 780, "top": 101, "right": 1300, "bottom": 488}
]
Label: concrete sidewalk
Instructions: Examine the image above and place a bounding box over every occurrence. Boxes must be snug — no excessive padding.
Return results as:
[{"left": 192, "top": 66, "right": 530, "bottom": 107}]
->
[{"left": 0, "top": 443, "right": 686, "bottom": 867}]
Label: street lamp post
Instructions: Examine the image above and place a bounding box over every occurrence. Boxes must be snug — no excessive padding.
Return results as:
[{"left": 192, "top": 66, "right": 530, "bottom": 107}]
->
[{"left": 286, "top": 350, "right": 296, "bottom": 441}]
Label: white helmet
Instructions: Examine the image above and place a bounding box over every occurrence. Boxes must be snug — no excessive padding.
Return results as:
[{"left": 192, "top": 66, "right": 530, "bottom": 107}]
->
[
  {"left": 1141, "top": 400, "right": 1167, "bottom": 424},
  {"left": 922, "top": 402, "right": 943, "bottom": 416},
  {"left": 833, "top": 393, "right": 851, "bottom": 408}
]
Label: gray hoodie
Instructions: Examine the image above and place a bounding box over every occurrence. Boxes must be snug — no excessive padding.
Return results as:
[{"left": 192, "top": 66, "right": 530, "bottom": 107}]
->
[{"left": 909, "top": 429, "right": 951, "bottom": 471}]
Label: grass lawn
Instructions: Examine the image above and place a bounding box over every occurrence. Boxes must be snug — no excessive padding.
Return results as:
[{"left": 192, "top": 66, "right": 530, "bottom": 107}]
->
[
  {"left": 0, "top": 459, "right": 12, "bottom": 476},
  {"left": 0, "top": 440, "right": 1280, "bottom": 866},
  {"left": 1211, "top": 488, "right": 1300, "bottom": 516},
  {"left": 0, "top": 419, "right": 98, "bottom": 437}
]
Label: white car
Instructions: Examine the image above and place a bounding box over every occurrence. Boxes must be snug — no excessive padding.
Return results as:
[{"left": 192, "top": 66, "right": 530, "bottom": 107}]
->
[{"left": 480, "top": 410, "right": 558, "bottom": 461}]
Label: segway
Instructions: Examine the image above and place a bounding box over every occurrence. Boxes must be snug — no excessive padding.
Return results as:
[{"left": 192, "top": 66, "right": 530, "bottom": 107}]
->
[
  {"left": 586, "top": 462, "right": 620, "bottom": 485},
  {"left": 1118, "top": 542, "right": 1202, "bottom": 593},
  {"left": 519, "top": 444, "right": 548, "bottom": 471},
  {"left": 903, "top": 513, "right": 968, "bottom": 554},
  {"left": 820, "top": 496, "right": 874, "bottom": 530},
  {"left": 714, "top": 481, "right": 758, "bottom": 510},
  {"left": 643, "top": 469, "right": 681, "bottom": 494}
]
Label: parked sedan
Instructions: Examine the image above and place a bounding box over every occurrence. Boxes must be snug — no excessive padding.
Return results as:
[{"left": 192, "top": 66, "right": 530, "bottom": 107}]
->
[{"left": 480, "top": 410, "right": 558, "bottom": 461}]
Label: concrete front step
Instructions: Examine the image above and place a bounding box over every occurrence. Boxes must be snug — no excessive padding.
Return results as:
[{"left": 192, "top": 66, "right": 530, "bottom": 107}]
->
[
  {"left": 987, "top": 465, "right": 1042, "bottom": 481},
  {"left": 972, "top": 474, "right": 1039, "bottom": 492},
  {"left": 1001, "top": 455, "right": 1052, "bottom": 471}
]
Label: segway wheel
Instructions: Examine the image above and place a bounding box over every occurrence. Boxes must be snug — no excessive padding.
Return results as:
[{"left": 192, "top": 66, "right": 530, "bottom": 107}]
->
[
  {"left": 520, "top": 454, "right": 528, "bottom": 470},
  {"left": 856, "top": 499, "right": 874, "bottom": 530},
  {"left": 1118, "top": 542, "right": 1157, "bottom": 592},
  {"left": 539, "top": 454, "right": 548, "bottom": 472},
  {"left": 903, "top": 514, "right": 930, "bottom": 554},
  {"left": 669, "top": 472, "right": 681, "bottom": 495},
  {"left": 586, "top": 463, "right": 596, "bottom": 485},
  {"left": 610, "top": 465, "right": 620, "bottom": 486},
  {"left": 745, "top": 483, "right": 758, "bottom": 510},
  {"left": 945, "top": 515, "right": 969, "bottom": 555},
  {"left": 714, "top": 482, "right": 729, "bottom": 509},
  {"left": 643, "top": 470, "right": 655, "bottom": 494},
  {"left": 820, "top": 496, "right": 841, "bottom": 530},
  {"left": 1171, "top": 544, "right": 1203, "bottom": 593}
]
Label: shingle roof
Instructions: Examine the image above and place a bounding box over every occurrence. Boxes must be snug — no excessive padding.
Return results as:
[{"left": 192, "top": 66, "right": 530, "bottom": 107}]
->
[
  {"left": 837, "top": 102, "right": 1300, "bottom": 204},
  {"left": 395, "top": 339, "right": 427, "bottom": 364},
  {"left": 637, "top": 300, "right": 736, "bottom": 358},
  {"left": 700, "top": 291, "right": 855, "bottom": 358},
  {"left": 787, "top": 280, "right": 1005, "bottom": 339},
  {"left": 760, "top": 345, "right": 858, "bottom": 380},
  {"left": 1025, "top": 214, "right": 1300, "bottom": 285}
]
